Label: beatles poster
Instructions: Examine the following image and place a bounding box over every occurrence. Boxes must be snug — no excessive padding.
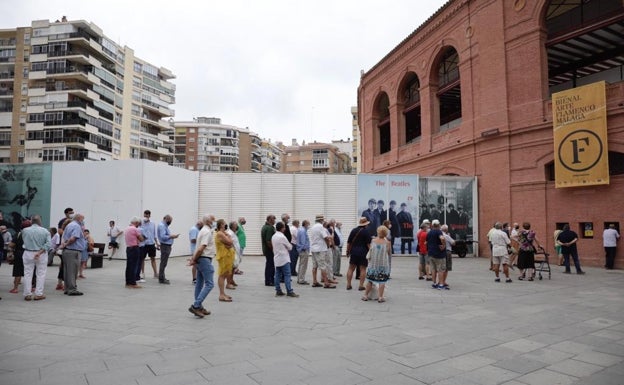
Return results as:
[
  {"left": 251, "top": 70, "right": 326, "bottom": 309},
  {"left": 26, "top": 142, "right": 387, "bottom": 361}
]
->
[
  {"left": 357, "top": 174, "right": 419, "bottom": 254},
  {"left": 0, "top": 163, "right": 52, "bottom": 238},
  {"left": 419, "top": 176, "right": 476, "bottom": 244}
]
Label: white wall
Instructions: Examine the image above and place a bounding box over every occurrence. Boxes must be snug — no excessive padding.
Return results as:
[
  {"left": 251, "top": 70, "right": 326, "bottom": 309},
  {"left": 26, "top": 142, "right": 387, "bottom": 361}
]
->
[
  {"left": 198, "top": 172, "right": 359, "bottom": 255},
  {"left": 50, "top": 160, "right": 198, "bottom": 258}
]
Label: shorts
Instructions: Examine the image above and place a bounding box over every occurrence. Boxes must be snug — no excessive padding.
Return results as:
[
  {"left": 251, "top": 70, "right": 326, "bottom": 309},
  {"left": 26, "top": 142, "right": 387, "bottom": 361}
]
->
[
  {"left": 108, "top": 241, "right": 119, "bottom": 249},
  {"left": 419, "top": 253, "right": 430, "bottom": 266},
  {"left": 445, "top": 250, "right": 452, "bottom": 271},
  {"left": 429, "top": 257, "right": 447, "bottom": 273},
  {"left": 311, "top": 251, "right": 330, "bottom": 272},
  {"left": 492, "top": 254, "right": 510, "bottom": 265},
  {"left": 142, "top": 244, "right": 157, "bottom": 258}
]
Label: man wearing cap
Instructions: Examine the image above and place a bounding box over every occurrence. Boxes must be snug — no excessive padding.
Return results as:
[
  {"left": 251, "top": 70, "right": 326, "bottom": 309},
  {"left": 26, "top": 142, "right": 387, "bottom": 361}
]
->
[
  {"left": 346, "top": 217, "right": 372, "bottom": 290},
  {"left": 397, "top": 203, "right": 414, "bottom": 254},
  {"left": 21, "top": 215, "right": 51, "bottom": 300},
  {"left": 361, "top": 198, "right": 378, "bottom": 237},
  {"left": 309, "top": 214, "right": 335, "bottom": 288}
]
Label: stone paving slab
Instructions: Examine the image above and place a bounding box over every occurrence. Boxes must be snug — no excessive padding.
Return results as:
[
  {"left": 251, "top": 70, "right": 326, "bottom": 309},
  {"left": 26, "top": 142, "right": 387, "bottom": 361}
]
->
[{"left": 1, "top": 256, "right": 623, "bottom": 385}]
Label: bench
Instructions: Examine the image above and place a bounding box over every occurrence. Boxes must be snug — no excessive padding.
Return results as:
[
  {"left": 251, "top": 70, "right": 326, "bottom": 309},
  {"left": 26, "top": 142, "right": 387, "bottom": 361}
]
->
[{"left": 89, "top": 243, "right": 108, "bottom": 268}]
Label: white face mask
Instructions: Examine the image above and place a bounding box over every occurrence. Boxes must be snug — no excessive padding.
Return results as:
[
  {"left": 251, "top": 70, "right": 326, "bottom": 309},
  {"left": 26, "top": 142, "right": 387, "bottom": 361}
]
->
[{"left": 69, "top": 213, "right": 75, "bottom": 219}]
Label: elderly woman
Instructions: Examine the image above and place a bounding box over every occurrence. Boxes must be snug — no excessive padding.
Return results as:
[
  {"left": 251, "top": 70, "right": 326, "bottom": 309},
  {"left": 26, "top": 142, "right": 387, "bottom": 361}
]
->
[
  {"left": 517, "top": 222, "right": 542, "bottom": 281},
  {"left": 346, "top": 217, "right": 372, "bottom": 291},
  {"left": 215, "top": 219, "right": 235, "bottom": 302},
  {"left": 362, "top": 225, "right": 391, "bottom": 303}
]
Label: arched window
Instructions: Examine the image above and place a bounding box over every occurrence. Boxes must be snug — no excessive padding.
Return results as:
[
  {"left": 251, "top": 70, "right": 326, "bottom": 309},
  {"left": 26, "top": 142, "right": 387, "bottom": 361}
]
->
[
  {"left": 437, "top": 47, "right": 462, "bottom": 130},
  {"left": 375, "top": 93, "right": 391, "bottom": 154},
  {"left": 401, "top": 73, "right": 421, "bottom": 144},
  {"left": 546, "top": 0, "right": 624, "bottom": 94}
]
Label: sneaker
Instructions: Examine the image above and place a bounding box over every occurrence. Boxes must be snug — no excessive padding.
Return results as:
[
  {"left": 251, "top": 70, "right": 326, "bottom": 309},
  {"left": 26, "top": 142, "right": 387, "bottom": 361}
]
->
[
  {"left": 495, "top": 278, "right": 501, "bottom": 282},
  {"left": 426, "top": 277, "right": 433, "bottom": 281},
  {"left": 287, "top": 292, "right": 299, "bottom": 298},
  {"left": 505, "top": 278, "right": 512, "bottom": 283},
  {"left": 275, "top": 291, "right": 285, "bottom": 297},
  {"left": 159, "top": 279, "right": 170, "bottom": 284},
  {"left": 440, "top": 284, "right": 450, "bottom": 290},
  {"left": 298, "top": 281, "right": 309, "bottom": 285},
  {"left": 138, "top": 279, "right": 146, "bottom": 283},
  {"left": 192, "top": 279, "right": 197, "bottom": 285},
  {"left": 188, "top": 306, "right": 204, "bottom": 318},
  {"left": 431, "top": 283, "right": 439, "bottom": 289},
  {"left": 418, "top": 276, "right": 424, "bottom": 280},
  {"left": 577, "top": 271, "right": 585, "bottom": 275},
  {"left": 34, "top": 295, "right": 46, "bottom": 300}
]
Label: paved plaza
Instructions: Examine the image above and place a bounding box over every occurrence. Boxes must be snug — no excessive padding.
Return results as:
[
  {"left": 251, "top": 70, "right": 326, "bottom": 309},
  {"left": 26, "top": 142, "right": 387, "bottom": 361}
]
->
[{"left": 0, "top": 255, "right": 623, "bottom": 385}]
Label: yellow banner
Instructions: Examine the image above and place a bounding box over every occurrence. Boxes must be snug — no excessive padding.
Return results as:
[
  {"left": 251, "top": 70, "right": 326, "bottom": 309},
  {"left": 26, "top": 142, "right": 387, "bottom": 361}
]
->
[{"left": 552, "top": 81, "right": 609, "bottom": 188}]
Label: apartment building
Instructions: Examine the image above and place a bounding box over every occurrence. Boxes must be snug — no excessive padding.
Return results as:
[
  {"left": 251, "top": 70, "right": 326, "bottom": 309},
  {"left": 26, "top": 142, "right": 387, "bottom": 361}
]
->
[
  {"left": 281, "top": 140, "right": 351, "bottom": 173},
  {"left": 172, "top": 117, "right": 281, "bottom": 173},
  {"left": 0, "top": 18, "right": 175, "bottom": 163}
]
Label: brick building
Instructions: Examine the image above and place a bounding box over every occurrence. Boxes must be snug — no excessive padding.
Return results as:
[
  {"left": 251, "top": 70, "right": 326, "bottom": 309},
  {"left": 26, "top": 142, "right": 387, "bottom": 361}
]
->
[{"left": 358, "top": 0, "right": 624, "bottom": 267}]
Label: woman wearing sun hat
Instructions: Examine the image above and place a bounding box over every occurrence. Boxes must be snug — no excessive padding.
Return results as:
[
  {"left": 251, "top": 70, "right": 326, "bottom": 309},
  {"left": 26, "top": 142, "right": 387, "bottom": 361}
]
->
[{"left": 346, "top": 217, "right": 372, "bottom": 291}]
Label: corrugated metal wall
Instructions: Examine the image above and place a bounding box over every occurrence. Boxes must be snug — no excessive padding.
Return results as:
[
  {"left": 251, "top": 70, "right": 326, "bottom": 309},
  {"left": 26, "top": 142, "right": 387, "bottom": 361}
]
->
[{"left": 198, "top": 172, "right": 358, "bottom": 255}]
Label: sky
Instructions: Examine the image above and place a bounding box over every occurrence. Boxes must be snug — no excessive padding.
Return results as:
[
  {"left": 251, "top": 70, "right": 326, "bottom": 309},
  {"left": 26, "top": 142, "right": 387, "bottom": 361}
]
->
[{"left": 5, "top": 0, "right": 448, "bottom": 144}]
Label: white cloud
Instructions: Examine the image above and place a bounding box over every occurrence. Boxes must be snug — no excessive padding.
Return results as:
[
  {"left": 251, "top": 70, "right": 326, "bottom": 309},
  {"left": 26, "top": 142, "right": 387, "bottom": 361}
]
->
[{"left": 4, "top": 0, "right": 448, "bottom": 144}]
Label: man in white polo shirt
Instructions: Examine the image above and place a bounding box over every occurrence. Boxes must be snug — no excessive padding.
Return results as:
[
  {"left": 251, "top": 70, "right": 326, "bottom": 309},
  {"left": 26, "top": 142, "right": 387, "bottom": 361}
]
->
[{"left": 309, "top": 214, "right": 335, "bottom": 289}]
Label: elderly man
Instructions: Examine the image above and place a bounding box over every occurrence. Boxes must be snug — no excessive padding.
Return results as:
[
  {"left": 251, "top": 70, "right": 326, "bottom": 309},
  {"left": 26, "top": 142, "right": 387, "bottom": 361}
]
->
[
  {"left": 441, "top": 224, "right": 455, "bottom": 289},
  {"left": 261, "top": 215, "right": 277, "bottom": 286},
  {"left": 272, "top": 222, "right": 299, "bottom": 298},
  {"left": 603, "top": 224, "right": 620, "bottom": 270},
  {"left": 157, "top": 214, "right": 179, "bottom": 284},
  {"left": 188, "top": 214, "right": 216, "bottom": 318},
  {"left": 235, "top": 217, "right": 246, "bottom": 274},
  {"left": 124, "top": 217, "right": 144, "bottom": 288},
  {"left": 490, "top": 222, "right": 512, "bottom": 282},
  {"left": 21, "top": 215, "right": 51, "bottom": 300},
  {"left": 309, "top": 214, "right": 335, "bottom": 289},
  {"left": 61, "top": 213, "right": 86, "bottom": 296},
  {"left": 427, "top": 220, "right": 447, "bottom": 289}
]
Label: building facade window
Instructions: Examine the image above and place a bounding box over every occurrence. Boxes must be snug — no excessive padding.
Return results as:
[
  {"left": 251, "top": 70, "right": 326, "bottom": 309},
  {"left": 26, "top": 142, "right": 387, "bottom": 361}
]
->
[
  {"left": 436, "top": 46, "right": 462, "bottom": 131},
  {"left": 375, "top": 92, "right": 391, "bottom": 154},
  {"left": 401, "top": 72, "right": 421, "bottom": 144}
]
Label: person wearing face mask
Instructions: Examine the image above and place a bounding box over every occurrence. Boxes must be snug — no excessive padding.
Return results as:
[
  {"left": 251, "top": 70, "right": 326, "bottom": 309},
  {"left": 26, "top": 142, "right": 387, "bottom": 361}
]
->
[
  {"left": 138, "top": 210, "right": 159, "bottom": 281},
  {"left": 157, "top": 214, "right": 179, "bottom": 284},
  {"left": 57, "top": 207, "right": 74, "bottom": 236}
]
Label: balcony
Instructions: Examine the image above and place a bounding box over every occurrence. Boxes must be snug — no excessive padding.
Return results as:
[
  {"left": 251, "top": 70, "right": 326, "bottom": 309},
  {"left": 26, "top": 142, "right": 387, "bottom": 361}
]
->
[{"left": 0, "top": 72, "right": 15, "bottom": 79}]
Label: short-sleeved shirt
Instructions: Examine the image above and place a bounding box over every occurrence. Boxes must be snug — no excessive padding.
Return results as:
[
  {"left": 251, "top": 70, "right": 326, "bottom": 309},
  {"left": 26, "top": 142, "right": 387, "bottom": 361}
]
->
[
  {"left": 21, "top": 224, "right": 51, "bottom": 251},
  {"left": 426, "top": 228, "right": 445, "bottom": 259},
  {"left": 309, "top": 223, "right": 329, "bottom": 252},
  {"left": 189, "top": 225, "right": 200, "bottom": 254},
  {"left": 417, "top": 230, "right": 428, "bottom": 254},
  {"left": 603, "top": 228, "right": 620, "bottom": 247},
  {"left": 125, "top": 226, "right": 142, "bottom": 247},
  {"left": 347, "top": 226, "right": 371, "bottom": 258},
  {"left": 197, "top": 226, "right": 216, "bottom": 258},
  {"left": 557, "top": 230, "right": 578, "bottom": 254},
  {"left": 490, "top": 229, "right": 511, "bottom": 257},
  {"left": 236, "top": 224, "right": 246, "bottom": 249},
  {"left": 261, "top": 223, "right": 276, "bottom": 255},
  {"left": 63, "top": 220, "right": 86, "bottom": 251}
]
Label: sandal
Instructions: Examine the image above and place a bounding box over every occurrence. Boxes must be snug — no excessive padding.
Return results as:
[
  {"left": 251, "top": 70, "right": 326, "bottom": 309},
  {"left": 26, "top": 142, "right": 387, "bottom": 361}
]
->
[
  {"left": 218, "top": 297, "right": 233, "bottom": 302},
  {"left": 9, "top": 288, "right": 18, "bottom": 294},
  {"left": 378, "top": 297, "right": 386, "bottom": 303},
  {"left": 226, "top": 285, "right": 236, "bottom": 290},
  {"left": 361, "top": 296, "right": 368, "bottom": 301},
  {"left": 346, "top": 285, "right": 352, "bottom": 290},
  {"left": 358, "top": 286, "right": 365, "bottom": 291}
]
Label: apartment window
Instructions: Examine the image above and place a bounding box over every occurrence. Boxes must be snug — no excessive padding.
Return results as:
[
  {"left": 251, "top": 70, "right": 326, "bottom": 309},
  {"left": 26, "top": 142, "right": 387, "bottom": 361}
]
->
[
  {"left": 133, "top": 61, "right": 142, "bottom": 73},
  {"left": 189, "top": 128, "right": 195, "bottom": 133},
  {"left": 114, "top": 112, "right": 122, "bottom": 125},
  {"left": 113, "top": 128, "right": 121, "bottom": 140},
  {"left": 131, "top": 104, "right": 140, "bottom": 117}
]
